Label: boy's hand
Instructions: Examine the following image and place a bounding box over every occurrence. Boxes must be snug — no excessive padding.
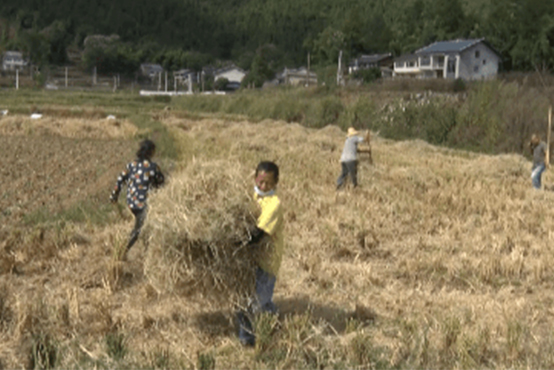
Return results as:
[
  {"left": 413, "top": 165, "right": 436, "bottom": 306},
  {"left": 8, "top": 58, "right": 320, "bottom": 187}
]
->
[{"left": 247, "top": 226, "right": 267, "bottom": 248}]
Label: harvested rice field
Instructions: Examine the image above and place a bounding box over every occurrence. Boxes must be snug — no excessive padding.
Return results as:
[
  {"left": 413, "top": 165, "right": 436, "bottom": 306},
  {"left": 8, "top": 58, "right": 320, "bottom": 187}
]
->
[{"left": 2, "top": 91, "right": 554, "bottom": 369}]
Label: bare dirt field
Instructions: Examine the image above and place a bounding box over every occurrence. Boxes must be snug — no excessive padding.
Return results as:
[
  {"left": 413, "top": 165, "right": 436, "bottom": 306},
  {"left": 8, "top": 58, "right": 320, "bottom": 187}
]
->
[{"left": 0, "top": 134, "right": 133, "bottom": 224}]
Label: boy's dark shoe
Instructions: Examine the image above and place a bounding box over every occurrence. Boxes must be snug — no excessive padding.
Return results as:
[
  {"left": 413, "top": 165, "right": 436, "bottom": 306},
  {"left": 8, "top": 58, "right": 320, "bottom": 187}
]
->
[
  {"left": 237, "top": 311, "right": 256, "bottom": 347},
  {"left": 239, "top": 336, "right": 256, "bottom": 347}
]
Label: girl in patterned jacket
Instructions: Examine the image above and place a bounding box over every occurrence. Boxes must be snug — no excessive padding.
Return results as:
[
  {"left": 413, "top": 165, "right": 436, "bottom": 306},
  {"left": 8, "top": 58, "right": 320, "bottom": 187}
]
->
[{"left": 110, "top": 139, "right": 165, "bottom": 256}]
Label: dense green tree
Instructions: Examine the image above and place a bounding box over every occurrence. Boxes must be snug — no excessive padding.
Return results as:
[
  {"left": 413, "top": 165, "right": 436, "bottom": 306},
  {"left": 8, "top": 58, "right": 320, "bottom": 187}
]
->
[
  {"left": 1, "top": 0, "right": 554, "bottom": 74},
  {"left": 242, "top": 45, "right": 278, "bottom": 88},
  {"left": 510, "top": 0, "right": 554, "bottom": 70}
]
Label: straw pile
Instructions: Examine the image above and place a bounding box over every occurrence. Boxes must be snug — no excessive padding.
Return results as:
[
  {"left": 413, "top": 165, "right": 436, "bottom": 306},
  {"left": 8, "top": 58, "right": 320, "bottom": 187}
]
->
[{"left": 144, "top": 158, "right": 261, "bottom": 304}]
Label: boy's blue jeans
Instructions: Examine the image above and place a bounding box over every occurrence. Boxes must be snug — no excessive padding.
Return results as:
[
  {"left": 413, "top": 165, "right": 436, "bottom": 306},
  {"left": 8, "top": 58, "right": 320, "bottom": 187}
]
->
[
  {"left": 532, "top": 163, "right": 546, "bottom": 189},
  {"left": 237, "top": 267, "right": 277, "bottom": 345}
]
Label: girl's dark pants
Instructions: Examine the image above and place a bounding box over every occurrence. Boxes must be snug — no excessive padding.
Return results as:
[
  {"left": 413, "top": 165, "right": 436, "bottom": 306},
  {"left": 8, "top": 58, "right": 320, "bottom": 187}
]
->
[
  {"left": 127, "top": 208, "right": 147, "bottom": 251},
  {"left": 336, "top": 160, "right": 358, "bottom": 189}
]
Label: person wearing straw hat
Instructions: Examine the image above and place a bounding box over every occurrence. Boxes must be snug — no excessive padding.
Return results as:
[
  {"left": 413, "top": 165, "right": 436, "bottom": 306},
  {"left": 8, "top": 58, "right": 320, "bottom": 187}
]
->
[
  {"left": 110, "top": 139, "right": 165, "bottom": 257},
  {"left": 530, "top": 134, "right": 547, "bottom": 190},
  {"left": 336, "top": 127, "right": 371, "bottom": 190}
]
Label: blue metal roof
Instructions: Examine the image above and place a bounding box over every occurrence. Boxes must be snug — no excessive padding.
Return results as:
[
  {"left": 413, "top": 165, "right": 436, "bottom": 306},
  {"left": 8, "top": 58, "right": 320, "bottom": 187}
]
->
[{"left": 416, "top": 38, "right": 484, "bottom": 55}]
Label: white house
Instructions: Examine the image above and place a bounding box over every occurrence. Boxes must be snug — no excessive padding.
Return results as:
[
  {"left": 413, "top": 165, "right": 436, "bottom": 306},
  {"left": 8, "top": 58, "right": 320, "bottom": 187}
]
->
[
  {"left": 393, "top": 38, "right": 501, "bottom": 80},
  {"left": 2, "top": 51, "right": 28, "bottom": 71},
  {"left": 276, "top": 67, "right": 318, "bottom": 86},
  {"left": 214, "top": 66, "right": 246, "bottom": 84}
]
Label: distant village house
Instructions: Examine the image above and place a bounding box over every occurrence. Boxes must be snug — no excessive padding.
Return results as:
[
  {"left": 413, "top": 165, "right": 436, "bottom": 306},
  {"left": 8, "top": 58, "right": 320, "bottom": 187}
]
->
[
  {"left": 140, "top": 63, "right": 164, "bottom": 79},
  {"left": 277, "top": 67, "right": 317, "bottom": 86},
  {"left": 2, "top": 51, "right": 28, "bottom": 71},
  {"left": 174, "top": 69, "right": 198, "bottom": 85},
  {"left": 214, "top": 65, "right": 246, "bottom": 90},
  {"left": 348, "top": 53, "right": 393, "bottom": 74},
  {"left": 393, "top": 38, "right": 501, "bottom": 80}
]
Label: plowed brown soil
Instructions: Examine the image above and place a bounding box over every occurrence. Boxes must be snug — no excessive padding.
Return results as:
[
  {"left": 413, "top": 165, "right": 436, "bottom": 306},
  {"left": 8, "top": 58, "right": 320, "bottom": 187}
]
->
[{"left": 0, "top": 130, "right": 134, "bottom": 225}]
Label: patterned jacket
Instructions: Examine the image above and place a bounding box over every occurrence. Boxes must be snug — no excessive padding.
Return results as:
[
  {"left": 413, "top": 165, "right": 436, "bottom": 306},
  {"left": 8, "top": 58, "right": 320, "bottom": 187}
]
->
[{"left": 110, "top": 159, "right": 164, "bottom": 210}]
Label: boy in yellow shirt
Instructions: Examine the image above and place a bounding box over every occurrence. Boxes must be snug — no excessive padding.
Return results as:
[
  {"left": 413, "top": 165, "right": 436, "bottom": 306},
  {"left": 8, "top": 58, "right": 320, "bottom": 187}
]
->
[{"left": 237, "top": 161, "right": 284, "bottom": 346}]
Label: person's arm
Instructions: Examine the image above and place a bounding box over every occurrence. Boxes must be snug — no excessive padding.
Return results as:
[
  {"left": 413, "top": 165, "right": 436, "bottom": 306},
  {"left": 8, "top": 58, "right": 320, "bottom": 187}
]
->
[
  {"left": 358, "top": 132, "right": 372, "bottom": 153},
  {"left": 152, "top": 165, "right": 165, "bottom": 189},
  {"left": 110, "top": 166, "right": 130, "bottom": 203}
]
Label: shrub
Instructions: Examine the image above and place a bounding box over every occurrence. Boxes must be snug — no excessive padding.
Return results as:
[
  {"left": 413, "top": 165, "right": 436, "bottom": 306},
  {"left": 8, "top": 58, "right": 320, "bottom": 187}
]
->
[
  {"left": 452, "top": 78, "right": 466, "bottom": 92},
  {"left": 352, "top": 67, "right": 382, "bottom": 84},
  {"left": 305, "top": 96, "right": 344, "bottom": 128}
]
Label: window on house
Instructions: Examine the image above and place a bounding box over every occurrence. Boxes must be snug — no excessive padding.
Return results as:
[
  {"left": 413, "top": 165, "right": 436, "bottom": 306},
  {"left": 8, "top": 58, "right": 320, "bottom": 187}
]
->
[
  {"left": 475, "top": 50, "right": 480, "bottom": 58},
  {"left": 473, "top": 65, "right": 479, "bottom": 73},
  {"left": 483, "top": 59, "right": 487, "bottom": 65}
]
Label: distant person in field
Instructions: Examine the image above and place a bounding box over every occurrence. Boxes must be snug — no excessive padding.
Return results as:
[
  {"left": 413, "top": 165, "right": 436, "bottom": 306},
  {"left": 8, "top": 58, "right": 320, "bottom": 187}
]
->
[
  {"left": 110, "top": 139, "right": 165, "bottom": 256},
  {"left": 336, "top": 127, "right": 371, "bottom": 190},
  {"left": 237, "top": 161, "right": 285, "bottom": 347},
  {"left": 529, "top": 134, "right": 547, "bottom": 190}
]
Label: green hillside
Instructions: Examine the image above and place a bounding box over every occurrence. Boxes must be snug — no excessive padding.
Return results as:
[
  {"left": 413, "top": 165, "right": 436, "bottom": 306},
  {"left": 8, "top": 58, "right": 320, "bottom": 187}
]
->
[{"left": 0, "top": 0, "right": 553, "bottom": 75}]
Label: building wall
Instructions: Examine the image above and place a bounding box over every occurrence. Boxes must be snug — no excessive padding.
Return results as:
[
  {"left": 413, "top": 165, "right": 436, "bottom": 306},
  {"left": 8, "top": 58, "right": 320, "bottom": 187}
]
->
[
  {"left": 215, "top": 69, "right": 245, "bottom": 83},
  {"left": 458, "top": 43, "right": 500, "bottom": 80},
  {"left": 2, "top": 52, "right": 27, "bottom": 71}
]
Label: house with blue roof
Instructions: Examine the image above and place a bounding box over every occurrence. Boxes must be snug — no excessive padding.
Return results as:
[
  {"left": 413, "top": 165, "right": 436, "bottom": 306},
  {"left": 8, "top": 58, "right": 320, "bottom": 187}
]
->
[{"left": 393, "top": 38, "right": 501, "bottom": 80}]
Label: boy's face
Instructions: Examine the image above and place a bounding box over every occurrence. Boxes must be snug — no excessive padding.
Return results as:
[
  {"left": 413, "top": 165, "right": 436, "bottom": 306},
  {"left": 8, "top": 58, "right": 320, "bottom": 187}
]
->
[{"left": 255, "top": 170, "right": 277, "bottom": 193}]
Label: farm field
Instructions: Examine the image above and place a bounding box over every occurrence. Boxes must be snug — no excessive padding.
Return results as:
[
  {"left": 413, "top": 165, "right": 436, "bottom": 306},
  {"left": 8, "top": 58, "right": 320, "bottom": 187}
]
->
[{"left": 2, "top": 90, "right": 554, "bottom": 369}]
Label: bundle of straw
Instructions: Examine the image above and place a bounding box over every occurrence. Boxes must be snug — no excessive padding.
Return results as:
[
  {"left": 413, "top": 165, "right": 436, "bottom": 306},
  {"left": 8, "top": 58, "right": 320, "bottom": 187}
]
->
[{"left": 144, "top": 159, "right": 260, "bottom": 304}]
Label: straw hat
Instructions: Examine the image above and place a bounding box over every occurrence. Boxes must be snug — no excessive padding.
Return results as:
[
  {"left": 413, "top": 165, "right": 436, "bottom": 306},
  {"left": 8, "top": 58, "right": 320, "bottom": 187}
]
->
[{"left": 347, "top": 127, "right": 359, "bottom": 137}]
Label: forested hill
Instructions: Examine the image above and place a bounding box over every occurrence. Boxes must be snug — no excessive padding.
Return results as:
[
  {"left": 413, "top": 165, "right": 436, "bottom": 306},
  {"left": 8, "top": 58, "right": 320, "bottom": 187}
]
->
[{"left": 0, "top": 0, "right": 553, "bottom": 75}]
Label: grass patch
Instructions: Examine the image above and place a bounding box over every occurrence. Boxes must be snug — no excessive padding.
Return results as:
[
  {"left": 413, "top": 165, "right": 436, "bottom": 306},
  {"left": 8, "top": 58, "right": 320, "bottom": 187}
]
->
[
  {"left": 105, "top": 332, "right": 127, "bottom": 361},
  {"left": 129, "top": 113, "right": 181, "bottom": 161},
  {"left": 23, "top": 198, "right": 116, "bottom": 227}
]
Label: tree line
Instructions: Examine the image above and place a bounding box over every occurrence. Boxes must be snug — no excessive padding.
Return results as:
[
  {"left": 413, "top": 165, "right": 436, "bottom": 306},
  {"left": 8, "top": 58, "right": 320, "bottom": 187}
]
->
[{"left": 0, "top": 0, "right": 553, "bottom": 84}]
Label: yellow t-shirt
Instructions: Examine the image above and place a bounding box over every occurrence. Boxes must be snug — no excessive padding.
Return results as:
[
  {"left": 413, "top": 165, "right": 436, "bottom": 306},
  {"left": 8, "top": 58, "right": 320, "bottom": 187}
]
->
[{"left": 254, "top": 192, "right": 284, "bottom": 276}]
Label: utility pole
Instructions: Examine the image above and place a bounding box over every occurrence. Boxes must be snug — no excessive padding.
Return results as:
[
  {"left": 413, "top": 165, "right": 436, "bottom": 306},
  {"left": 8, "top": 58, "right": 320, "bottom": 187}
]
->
[
  {"left": 307, "top": 52, "right": 311, "bottom": 86},
  {"left": 546, "top": 106, "right": 552, "bottom": 166},
  {"left": 337, "top": 50, "right": 343, "bottom": 86}
]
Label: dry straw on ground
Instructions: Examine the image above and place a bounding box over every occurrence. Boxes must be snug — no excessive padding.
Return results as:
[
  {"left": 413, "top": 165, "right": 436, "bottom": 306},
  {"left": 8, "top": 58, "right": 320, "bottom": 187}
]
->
[
  {"left": 0, "top": 115, "right": 137, "bottom": 139},
  {"left": 6, "top": 106, "right": 554, "bottom": 368},
  {"left": 144, "top": 159, "right": 260, "bottom": 304}
]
